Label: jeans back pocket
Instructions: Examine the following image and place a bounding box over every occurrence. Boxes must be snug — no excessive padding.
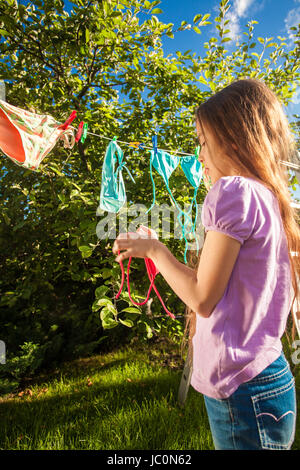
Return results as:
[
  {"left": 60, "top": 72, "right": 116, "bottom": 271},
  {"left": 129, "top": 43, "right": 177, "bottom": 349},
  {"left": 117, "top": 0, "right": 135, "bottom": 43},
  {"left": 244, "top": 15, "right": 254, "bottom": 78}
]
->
[{"left": 252, "top": 377, "right": 296, "bottom": 450}]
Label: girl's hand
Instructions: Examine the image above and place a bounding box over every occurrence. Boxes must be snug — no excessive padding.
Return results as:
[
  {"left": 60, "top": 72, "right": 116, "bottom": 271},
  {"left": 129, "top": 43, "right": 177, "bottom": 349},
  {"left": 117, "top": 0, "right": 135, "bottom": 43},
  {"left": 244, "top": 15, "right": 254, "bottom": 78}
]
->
[{"left": 112, "top": 233, "right": 159, "bottom": 263}]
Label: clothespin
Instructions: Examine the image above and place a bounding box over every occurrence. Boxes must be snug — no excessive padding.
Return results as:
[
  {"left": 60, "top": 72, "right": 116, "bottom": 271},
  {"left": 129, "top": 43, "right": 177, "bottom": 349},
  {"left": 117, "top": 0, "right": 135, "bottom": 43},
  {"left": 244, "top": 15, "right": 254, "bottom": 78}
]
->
[
  {"left": 80, "top": 123, "right": 88, "bottom": 143},
  {"left": 152, "top": 135, "right": 157, "bottom": 155},
  {"left": 112, "top": 136, "right": 118, "bottom": 142},
  {"left": 75, "top": 121, "right": 84, "bottom": 143},
  {"left": 195, "top": 145, "right": 200, "bottom": 158},
  {"left": 59, "top": 110, "right": 77, "bottom": 130},
  {"left": 128, "top": 142, "right": 141, "bottom": 149}
]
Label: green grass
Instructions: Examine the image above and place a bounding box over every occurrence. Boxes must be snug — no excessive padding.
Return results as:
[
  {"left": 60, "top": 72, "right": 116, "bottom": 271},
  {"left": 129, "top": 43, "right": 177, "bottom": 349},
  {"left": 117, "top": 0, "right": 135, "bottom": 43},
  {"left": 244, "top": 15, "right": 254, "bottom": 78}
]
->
[
  {"left": 0, "top": 338, "right": 299, "bottom": 450},
  {"left": 0, "top": 339, "right": 213, "bottom": 450}
]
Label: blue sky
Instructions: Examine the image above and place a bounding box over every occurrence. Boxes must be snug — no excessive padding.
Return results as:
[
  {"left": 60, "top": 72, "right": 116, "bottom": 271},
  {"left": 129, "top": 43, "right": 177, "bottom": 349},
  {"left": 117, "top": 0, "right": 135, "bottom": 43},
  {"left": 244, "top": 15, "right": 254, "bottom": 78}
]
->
[
  {"left": 154, "top": 0, "right": 300, "bottom": 119},
  {"left": 64, "top": 0, "right": 300, "bottom": 127},
  {"left": 5, "top": 0, "right": 300, "bottom": 199},
  {"left": 141, "top": 0, "right": 300, "bottom": 200}
]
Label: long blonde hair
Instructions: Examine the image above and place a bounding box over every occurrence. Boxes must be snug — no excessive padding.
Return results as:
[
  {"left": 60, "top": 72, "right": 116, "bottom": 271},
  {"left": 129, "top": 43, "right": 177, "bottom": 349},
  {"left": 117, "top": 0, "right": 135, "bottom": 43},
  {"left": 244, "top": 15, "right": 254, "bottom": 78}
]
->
[{"left": 183, "top": 78, "right": 300, "bottom": 357}]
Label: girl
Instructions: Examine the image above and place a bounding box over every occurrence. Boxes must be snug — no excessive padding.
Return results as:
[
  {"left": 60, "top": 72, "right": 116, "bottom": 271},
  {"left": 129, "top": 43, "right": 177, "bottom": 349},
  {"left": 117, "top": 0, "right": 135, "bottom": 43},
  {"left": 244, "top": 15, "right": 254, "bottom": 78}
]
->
[{"left": 112, "top": 78, "right": 299, "bottom": 450}]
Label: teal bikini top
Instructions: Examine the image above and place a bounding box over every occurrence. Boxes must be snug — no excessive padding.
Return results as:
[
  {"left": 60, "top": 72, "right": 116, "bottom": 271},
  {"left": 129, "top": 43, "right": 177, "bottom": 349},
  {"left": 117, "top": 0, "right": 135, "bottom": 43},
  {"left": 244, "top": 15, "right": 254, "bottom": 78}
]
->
[
  {"left": 99, "top": 137, "right": 203, "bottom": 264},
  {"left": 99, "top": 138, "right": 136, "bottom": 213},
  {"left": 146, "top": 136, "right": 202, "bottom": 263}
]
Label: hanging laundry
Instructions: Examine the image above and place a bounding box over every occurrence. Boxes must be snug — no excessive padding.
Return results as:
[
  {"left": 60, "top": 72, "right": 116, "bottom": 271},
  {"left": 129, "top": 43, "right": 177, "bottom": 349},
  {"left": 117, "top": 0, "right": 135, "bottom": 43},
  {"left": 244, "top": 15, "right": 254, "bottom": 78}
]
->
[
  {"left": 0, "top": 99, "right": 76, "bottom": 170},
  {"left": 0, "top": 81, "right": 6, "bottom": 101},
  {"left": 81, "top": 123, "right": 88, "bottom": 143},
  {"left": 75, "top": 121, "right": 84, "bottom": 143},
  {"left": 99, "top": 138, "right": 136, "bottom": 213},
  {"left": 179, "top": 154, "right": 203, "bottom": 258},
  {"left": 146, "top": 144, "right": 202, "bottom": 264},
  {"left": 115, "top": 225, "right": 175, "bottom": 319},
  {"left": 146, "top": 149, "right": 180, "bottom": 213}
]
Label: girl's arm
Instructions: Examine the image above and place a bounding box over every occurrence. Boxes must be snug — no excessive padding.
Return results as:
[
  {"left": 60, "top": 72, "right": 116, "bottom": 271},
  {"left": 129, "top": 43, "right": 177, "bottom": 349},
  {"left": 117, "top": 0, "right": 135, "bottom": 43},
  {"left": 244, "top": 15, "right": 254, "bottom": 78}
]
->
[
  {"left": 149, "top": 231, "right": 241, "bottom": 317},
  {"left": 192, "top": 231, "right": 241, "bottom": 317},
  {"left": 148, "top": 241, "right": 201, "bottom": 314},
  {"left": 113, "top": 230, "right": 241, "bottom": 318}
]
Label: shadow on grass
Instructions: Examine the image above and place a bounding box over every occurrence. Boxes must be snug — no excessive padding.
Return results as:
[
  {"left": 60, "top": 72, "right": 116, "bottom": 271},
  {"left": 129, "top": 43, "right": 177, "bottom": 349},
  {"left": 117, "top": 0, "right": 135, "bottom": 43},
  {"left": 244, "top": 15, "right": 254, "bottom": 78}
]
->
[
  {"left": 5, "top": 341, "right": 299, "bottom": 450},
  {"left": 0, "top": 369, "right": 210, "bottom": 450}
]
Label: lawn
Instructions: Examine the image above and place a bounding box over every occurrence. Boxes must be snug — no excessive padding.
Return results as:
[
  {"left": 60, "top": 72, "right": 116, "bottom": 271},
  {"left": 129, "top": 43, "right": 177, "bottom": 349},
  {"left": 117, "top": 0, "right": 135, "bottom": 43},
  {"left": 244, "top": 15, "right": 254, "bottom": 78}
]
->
[{"left": 0, "top": 337, "right": 299, "bottom": 450}]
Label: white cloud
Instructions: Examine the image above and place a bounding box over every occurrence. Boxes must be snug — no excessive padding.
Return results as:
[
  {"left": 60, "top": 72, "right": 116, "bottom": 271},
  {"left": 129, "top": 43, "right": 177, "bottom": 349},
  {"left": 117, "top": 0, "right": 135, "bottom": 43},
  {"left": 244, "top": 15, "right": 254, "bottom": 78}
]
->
[
  {"left": 225, "top": 10, "right": 240, "bottom": 41},
  {"left": 224, "top": 0, "right": 257, "bottom": 41},
  {"left": 292, "top": 86, "right": 300, "bottom": 105},
  {"left": 285, "top": 6, "right": 300, "bottom": 40},
  {"left": 235, "top": 0, "right": 256, "bottom": 17},
  {"left": 218, "top": 0, "right": 299, "bottom": 45}
]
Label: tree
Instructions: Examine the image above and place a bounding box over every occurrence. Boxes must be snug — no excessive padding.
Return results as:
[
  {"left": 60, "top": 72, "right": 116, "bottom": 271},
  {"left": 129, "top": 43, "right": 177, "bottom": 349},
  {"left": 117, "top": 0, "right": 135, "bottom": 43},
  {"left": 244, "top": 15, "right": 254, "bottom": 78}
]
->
[{"left": 0, "top": 0, "right": 299, "bottom": 382}]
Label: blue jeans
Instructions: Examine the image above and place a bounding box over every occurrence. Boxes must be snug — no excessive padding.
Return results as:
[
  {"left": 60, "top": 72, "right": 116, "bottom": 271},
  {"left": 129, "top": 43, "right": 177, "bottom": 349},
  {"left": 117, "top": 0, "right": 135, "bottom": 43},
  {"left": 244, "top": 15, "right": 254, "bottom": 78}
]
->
[{"left": 204, "top": 352, "right": 296, "bottom": 450}]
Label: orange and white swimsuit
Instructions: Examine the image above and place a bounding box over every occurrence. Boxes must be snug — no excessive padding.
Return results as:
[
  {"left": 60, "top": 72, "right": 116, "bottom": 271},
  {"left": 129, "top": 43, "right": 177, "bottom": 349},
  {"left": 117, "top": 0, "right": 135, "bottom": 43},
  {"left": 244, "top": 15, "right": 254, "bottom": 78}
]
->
[{"left": 0, "top": 99, "right": 75, "bottom": 170}]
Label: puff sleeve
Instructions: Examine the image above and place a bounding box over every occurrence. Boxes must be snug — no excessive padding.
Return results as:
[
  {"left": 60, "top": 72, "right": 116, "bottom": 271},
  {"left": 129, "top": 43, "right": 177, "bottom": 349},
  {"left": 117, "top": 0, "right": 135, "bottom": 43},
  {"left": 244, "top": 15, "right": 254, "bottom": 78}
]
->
[{"left": 201, "top": 176, "right": 257, "bottom": 245}]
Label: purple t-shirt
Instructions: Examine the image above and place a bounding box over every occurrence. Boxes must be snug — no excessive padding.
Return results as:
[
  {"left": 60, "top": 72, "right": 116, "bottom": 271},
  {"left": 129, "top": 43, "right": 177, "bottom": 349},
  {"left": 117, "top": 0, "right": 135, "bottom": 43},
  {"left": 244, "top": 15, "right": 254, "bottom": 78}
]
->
[{"left": 191, "top": 176, "right": 293, "bottom": 399}]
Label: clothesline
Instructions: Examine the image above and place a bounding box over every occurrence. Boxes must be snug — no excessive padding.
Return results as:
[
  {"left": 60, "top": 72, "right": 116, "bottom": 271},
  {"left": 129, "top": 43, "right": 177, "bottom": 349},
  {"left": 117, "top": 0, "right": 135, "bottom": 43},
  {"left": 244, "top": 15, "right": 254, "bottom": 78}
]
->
[
  {"left": 86, "top": 131, "right": 197, "bottom": 157},
  {"left": 280, "top": 160, "right": 300, "bottom": 171},
  {"left": 87, "top": 130, "right": 300, "bottom": 170}
]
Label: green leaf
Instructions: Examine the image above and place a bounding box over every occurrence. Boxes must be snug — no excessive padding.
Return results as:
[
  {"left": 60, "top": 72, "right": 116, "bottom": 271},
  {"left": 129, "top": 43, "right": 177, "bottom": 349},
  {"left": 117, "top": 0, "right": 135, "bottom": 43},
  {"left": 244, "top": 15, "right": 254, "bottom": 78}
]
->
[
  {"left": 95, "top": 285, "right": 109, "bottom": 298},
  {"left": 100, "top": 305, "right": 118, "bottom": 329},
  {"left": 132, "top": 57, "right": 139, "bottom": 69},
  {"left": 102, "top": 317, "right": 119, "bottom": 329},
  {"left": 121, "top": 307, "right": 141, "bottom": 314},
  {"left": 2, "top": 213, "right": 11, "bottom": 225},
  {"left": 210, "top": 81, "right": 216, "bottom": 92},
  {"left": 143, "top": 322, "right": 153, "bottom": 338},
  {"left": 198, "top": 75, "right": 207, "bottom": 85},
  {"left": 72, "top": 182, "right": 82, "bottom": 192},
  {"left": 57, "top": 193, "right": 66, "bottom": 203},
  {"left": 151, "top": 8, "right": 163, "bottom": 14},
  {"left": 92, "top": 300, "right": 102, "bottom": 312},
  {"left": 106, "top": 303, "right": 118, "bottom": 315},
  {"left": 100, "top": 305, "right": 118, "bottom": 319},
  {"left": 79, "top": 246, "right": 93, "bottom": 258},
  {"left": 193, "top": 26, "right": 201, "bottom": 34},
  {"left": 119, "top": 318, "right": 134, "bottom": 327},
  {"left": 0, "top": 29, "right": 11, "bottom": 37},
  {"left": 202, "top": 13, "right": 211, "bottom": 22},
  {"left": 94, "top": 298, "right": 112, "bottom": 309},
  {"left": 193, "top": 14, "right": 202, "bottom": 24},
  {"left": 47, "top": 164, "right": 64, "bottom": 177},
  {"left": 101, "top": 268, "right": 113, "bottom": 279}
]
